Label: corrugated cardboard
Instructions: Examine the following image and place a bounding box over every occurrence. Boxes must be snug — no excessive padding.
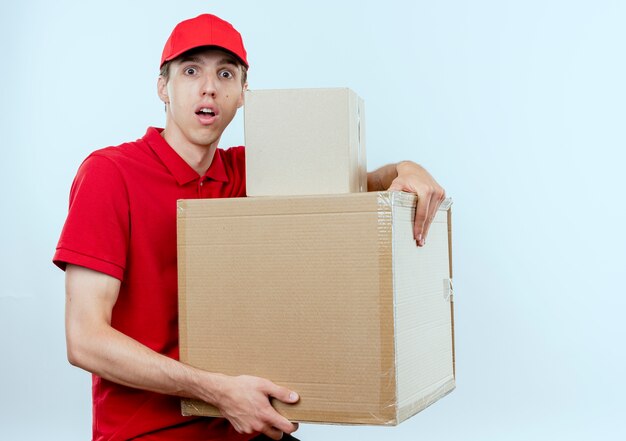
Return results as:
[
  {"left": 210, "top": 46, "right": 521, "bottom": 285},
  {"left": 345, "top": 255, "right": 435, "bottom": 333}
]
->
[
  {"left": 244, "top": 88, "right": 367, "bottom": 196},
  {"left": 177, "top": 191, "right": 455, "bottom": 425}
]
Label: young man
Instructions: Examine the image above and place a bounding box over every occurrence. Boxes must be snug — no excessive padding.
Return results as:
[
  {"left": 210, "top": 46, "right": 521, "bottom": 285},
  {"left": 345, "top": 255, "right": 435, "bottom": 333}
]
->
[{"left": 54, "top": 14, "right": 445, "bottom": 441}]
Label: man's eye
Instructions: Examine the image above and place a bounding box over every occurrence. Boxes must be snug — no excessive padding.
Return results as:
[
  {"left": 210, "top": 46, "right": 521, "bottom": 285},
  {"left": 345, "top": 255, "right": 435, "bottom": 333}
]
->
[
  {"left": 185, "top": 67, "right": 197, "bottom": 75},
  {"left": 219, "top": 70, "right": 233, "bottom": 79}
]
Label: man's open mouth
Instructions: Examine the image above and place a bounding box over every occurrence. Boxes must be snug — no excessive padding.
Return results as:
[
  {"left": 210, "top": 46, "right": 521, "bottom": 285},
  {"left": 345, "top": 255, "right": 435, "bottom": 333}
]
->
[{"left": 196, "top": 108, "right": 216, "bottom": 117}]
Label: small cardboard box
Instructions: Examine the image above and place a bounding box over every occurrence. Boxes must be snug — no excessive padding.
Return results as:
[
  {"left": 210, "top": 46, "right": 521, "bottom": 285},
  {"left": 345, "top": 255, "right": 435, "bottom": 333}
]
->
[
  {"left": 244, "top": 88, "right": 367, "bottom": 196},
  {"left": 177, "top": 191, "right": 455, "bottom": 425}
]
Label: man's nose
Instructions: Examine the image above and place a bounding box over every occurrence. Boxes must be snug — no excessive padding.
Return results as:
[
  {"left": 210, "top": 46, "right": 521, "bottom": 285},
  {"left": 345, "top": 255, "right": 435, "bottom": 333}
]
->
[{"left": 201, "top": 75, "right": 217, "bottom": 97}]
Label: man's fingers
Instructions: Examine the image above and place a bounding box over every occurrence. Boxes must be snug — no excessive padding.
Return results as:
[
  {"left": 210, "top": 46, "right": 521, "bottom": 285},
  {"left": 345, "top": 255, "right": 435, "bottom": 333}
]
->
[
  {"left": 263, "top": 426, "right": 284, "bottom": 440},
  {"left": 420, "top": 190, "right": 446, "bottom": 245},
  {"left": 386, "top": 164, "right": 445, "bottom": 247},
  {"left": 261, "top": 382, "right": 299, "bottom": 433},
  {"left": 413, "top": 192, "right": 430, "bottom": 246},
  {"left": 249, "top": 402, "right": 295, "bottom": 437},
  {"left": 420, "top": 199, "right": 438, "bottom": 245},
  {"left": 266, "top": 410, "right": 297, "bottom": 435}
]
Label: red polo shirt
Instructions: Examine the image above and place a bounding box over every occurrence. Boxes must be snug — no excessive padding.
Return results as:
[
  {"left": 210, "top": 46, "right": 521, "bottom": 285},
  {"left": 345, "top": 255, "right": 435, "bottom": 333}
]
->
[{"left": 54, "top": 127, "right": 254, "bottom": 441}]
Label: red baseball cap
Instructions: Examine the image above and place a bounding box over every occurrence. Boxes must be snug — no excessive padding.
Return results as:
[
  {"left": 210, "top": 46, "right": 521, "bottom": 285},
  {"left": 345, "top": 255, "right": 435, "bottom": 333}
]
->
[{"left": 160, "top": 14, "right": 248, "bottom": 68}]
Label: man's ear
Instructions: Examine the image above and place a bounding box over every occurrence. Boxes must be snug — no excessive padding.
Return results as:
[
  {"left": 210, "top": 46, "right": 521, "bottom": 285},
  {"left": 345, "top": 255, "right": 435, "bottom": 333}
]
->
[
  {"left": 157, "top": 76, "right": 170, "bottom": 104},
  {"left": 237, "top": 82, "right": 248, "bottom": 109}
]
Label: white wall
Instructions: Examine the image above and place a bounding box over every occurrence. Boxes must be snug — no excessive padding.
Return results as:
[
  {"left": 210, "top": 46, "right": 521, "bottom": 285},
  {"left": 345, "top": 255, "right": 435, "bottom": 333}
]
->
[{"left": 1, "top": 1, "right": 624, "bottom": 439}]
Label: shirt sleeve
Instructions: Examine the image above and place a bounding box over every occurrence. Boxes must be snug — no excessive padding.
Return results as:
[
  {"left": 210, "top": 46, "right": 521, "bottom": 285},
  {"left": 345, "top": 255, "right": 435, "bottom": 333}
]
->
[{"left": 53, "top": 153, "right": 130, "bottom": 281}]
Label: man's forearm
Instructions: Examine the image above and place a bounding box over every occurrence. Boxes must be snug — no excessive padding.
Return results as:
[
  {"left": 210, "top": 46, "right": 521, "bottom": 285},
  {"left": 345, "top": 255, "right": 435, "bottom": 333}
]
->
[
  {"left": 65, "top": 264, "right": 224, "bottom": 404},
  {"left": 67, "top": 305, "right": 223, "bottom": 404}
]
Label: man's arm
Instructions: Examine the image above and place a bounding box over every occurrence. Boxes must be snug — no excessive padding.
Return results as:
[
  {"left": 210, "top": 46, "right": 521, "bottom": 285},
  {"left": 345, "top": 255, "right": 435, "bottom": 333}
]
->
[
  {"left": 367, "top": 161, "right": 446, "bottom": 246},
  {"left": 65, "top": 264, "right": 298, "bottom": 440}
]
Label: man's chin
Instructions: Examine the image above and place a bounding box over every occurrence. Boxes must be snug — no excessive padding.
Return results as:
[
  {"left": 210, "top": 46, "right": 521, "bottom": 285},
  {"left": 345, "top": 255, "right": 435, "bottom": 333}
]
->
[{"left": 190, "top": 132, "right": 221, "bottom": 149}]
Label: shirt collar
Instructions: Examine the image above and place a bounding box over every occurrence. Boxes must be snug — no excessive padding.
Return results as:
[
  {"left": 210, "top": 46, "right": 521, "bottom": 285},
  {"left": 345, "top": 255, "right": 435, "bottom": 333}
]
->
[{"left": 143, "top": 127, "right": 229, "bottom": 185}]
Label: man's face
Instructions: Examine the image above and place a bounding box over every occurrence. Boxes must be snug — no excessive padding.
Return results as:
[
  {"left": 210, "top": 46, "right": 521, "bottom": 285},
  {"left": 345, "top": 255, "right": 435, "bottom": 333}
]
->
[{"left": 157, "top": 49, "right": 247, "bottom": 150}]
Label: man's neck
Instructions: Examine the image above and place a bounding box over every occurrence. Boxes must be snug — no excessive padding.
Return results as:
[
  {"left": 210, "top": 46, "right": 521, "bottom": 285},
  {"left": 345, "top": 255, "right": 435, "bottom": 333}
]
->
[{"left": 161, "top": 128, "right": 218, "bottom": 176}]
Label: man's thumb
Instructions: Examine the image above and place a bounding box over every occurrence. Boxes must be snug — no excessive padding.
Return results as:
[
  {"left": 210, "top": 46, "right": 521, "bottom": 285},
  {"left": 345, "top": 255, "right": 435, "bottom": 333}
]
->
[
  {"left": 269, "top": 383, "right": 299, "bottom": 404},
  {"left": 286, "top": 390, "right": 299, "bottom": 403}
]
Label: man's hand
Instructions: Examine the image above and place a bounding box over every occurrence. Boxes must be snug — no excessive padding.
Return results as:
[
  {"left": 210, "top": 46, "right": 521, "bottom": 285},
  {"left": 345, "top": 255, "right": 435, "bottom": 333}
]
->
[
  {"left": 214, "top": 375, "right": 299, "bottom": 440},
  {"left": 368, "top": 161, "right": 446, "bottom": 246},
  {"left": 389, "top": 161, "right": 446, "bottom": 246}
]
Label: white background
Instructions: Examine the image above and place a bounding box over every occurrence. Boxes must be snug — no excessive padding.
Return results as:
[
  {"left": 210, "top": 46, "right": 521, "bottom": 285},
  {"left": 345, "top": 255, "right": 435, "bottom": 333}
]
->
[{"left": 1, "top": 1, "right": 625, "bottom": 439}]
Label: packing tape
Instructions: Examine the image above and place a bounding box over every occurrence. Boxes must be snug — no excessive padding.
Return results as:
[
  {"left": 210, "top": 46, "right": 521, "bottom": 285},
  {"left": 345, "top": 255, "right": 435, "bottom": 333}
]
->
[{"left": 443, "top": 278, "right": 453, "bottom": 301}]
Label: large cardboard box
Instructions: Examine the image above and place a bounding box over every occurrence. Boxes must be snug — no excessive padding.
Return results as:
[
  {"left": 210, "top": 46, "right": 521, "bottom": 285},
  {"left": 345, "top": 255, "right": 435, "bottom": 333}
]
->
[
  {"left": 177, "top": 191, "right": 455, "bottom": 425},
  {"left": 244, "top": 88, "right": 367, "bottom": 196}
]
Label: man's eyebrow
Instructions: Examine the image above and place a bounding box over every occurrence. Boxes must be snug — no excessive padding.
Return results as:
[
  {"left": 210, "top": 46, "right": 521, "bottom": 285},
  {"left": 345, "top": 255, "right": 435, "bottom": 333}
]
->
[
  {"left": 177, "top": 55, "right": 238, "bottom": 69},
  {"left": 217, "top": 57, "right": 238, "bottom": 67},
  {"left": 178, "top": 55, "right": 203, "bottom": 64}
]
